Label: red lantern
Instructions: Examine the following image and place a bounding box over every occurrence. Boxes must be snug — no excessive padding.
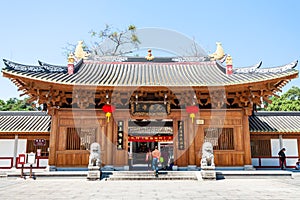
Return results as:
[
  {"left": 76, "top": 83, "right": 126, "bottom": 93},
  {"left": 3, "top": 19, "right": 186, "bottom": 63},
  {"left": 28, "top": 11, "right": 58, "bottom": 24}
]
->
[
  {"left": 102, "top": 104, "right": 116, "bottom": 122},
  {"left": 186, "top": 105, "right": 199, "bottom": 123}
]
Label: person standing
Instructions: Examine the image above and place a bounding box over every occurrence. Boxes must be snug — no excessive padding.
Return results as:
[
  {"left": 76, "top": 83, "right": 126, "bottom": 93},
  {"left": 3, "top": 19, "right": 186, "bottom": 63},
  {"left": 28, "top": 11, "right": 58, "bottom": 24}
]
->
[
  {"left": 152, "top": 146, "right": 160, "bottom": 176},
  {"left": 278, "top": 148, "right": 286, "bottom": 170},
  {"left": 145, "top": 148, "right": 152, "bottom": 170},
  {"left": 295, "top": 158, "right": 300, "bottom": 170}
]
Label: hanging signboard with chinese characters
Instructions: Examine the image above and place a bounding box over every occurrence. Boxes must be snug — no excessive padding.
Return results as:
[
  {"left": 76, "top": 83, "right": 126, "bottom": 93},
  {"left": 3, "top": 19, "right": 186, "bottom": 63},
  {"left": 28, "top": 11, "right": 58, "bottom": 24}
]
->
[
  {"left": 131, "top": 101, "right": 170, "bottom": 116},
  {"left": 33, "top": 139, "right": 46, "bottom": 146},
  {"left": 128, "top": 136, "right": 173, "bottom": 142},
  {"left": 178, "top": 121, "right": 184, "bottom": 150}
]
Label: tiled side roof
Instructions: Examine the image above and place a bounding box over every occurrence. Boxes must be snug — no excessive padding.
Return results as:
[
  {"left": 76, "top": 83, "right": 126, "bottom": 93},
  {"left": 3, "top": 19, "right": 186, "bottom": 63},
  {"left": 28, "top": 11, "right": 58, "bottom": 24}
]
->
[
  {"left": 2, "top": 58, "right": 298, "bottom": 87},
  {"left": 249, "top": 111, "right": 300, "bottom": 133},
  {"left": 0, "top": 111, "right": 51, "bottom": 133}
]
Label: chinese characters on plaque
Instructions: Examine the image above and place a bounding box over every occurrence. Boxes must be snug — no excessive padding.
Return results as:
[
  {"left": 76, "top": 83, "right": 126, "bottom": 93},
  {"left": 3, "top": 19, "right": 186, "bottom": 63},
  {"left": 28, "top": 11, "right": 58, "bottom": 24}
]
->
[
  {"left": 178, "top": 121, "right": 184, "bottom": 150},
  {"left": 117, "top": 121, "right": 124, "bottom": 150}
]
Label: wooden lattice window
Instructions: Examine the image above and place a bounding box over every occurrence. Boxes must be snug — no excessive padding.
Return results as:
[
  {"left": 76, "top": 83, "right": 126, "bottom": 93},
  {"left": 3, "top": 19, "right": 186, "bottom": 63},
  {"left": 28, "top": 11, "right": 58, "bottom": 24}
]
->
[
  {"left": 250, "top": 140, "right": 271, "bottom": 157},
  {"left": 66, "top": 128, "right": 96, "bottom": 150},
  {"left": 204, "top": 128, "right": 234, "bottom": 150}
]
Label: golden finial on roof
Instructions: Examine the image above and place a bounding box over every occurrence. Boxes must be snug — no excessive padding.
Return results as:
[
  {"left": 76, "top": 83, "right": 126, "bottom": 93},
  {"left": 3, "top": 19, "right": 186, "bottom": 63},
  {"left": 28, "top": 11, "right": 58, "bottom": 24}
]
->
[
  {"left": 68, "top": 53, "right": 75, "bottom": 64},
  {"left": 209, "top": 42, "right": 225, "bottom": 61},
  {"left": 225, "top": 54, "right": 233, "bottom": 65},
  {"left": 145, "top": 49, "right": 154, "bottom": 61},
  {"left": 74, "top": 41, "right": 90, "bottom": 60}
]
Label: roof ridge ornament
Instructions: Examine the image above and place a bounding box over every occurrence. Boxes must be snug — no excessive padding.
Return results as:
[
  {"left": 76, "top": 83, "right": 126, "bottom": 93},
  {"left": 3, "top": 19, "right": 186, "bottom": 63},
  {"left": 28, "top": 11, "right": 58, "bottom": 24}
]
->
[
  {"left": 171, "top": 56, "right": 210, "bottom": 62},
  {"left": 209, "top": 42, "right": 225, "bottom": 61},
  {"left": 225, "top": 55, "right": 233, "bottom": 75},
  {"left": 74, "top": 41, "right": 90, "bottom": 60},
  {"left": 90, "top": 56, "right": 128, "bottom": 62},
  {"left": 145, "top": 49, "right": 154, "bottom": 61}
]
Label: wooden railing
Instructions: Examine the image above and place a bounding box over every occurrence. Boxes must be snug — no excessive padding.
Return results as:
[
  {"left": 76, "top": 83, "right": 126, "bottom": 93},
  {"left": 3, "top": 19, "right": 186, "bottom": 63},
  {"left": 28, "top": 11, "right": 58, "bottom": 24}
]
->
[
  {"left": 252, "top": 156, "right": 299, "bottom": 169},
  {"left": 0, "top": 156, "right": 48, "bottom": 169}
]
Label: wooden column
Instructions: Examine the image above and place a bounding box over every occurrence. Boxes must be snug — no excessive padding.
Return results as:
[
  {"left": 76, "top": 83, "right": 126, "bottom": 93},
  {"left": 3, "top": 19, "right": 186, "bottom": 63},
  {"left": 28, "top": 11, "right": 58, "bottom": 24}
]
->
[
  {"left": 194, "top": 125, "right": 204, "bottom": 167},
  {"left": 48, "top": 108, "right": 58, "bottom": 166},
  {"left": 106, "top": 119, "right": 113, "bottom": 165},
  {"left": 188, "top": 119, "right": 196, "bottom": 165},
  {"left": 243, "top": 107, "right": 252, "bottom": 165},
  {"left": 99, "top": 124, "right": 107, "bottom": 165}
]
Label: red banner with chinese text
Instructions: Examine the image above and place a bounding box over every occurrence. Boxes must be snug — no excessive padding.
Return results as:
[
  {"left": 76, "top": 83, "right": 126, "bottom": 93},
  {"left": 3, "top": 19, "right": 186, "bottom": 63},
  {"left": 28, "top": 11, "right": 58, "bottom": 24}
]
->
[{"left": 128, "top": 136, "right": 173, "bottom": 142}]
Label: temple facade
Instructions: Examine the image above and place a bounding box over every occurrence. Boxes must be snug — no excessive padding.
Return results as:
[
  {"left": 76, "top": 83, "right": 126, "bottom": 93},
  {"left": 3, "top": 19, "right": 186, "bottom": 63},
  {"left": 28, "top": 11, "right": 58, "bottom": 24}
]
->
[{"left": 1, "top": 43, "right": 299, "bottom": 169}]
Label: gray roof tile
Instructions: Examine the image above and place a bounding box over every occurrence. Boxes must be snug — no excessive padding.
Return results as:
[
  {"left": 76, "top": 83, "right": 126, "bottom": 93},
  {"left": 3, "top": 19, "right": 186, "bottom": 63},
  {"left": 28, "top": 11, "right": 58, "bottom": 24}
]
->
[
  {"left": 249, "top": 111, "right": 300, "bottom": 133},
  {"left": 0, "top": 111, "right": 51, "bottom": 132},
  {"left": 2, "top": 58, "right": 298, "bottom": 87}
]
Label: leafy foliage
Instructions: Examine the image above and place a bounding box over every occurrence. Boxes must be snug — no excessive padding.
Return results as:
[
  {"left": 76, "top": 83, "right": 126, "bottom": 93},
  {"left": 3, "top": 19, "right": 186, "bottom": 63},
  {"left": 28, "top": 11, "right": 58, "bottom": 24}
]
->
[
  {"left": 266, "top": 86, "right": 300, "bottom": 111},
  {"left": 0, "top": 97, "right": 36, "bottom": 111},
  {"left": 89, "top": 24, "right": 140, "bottom": 56}
]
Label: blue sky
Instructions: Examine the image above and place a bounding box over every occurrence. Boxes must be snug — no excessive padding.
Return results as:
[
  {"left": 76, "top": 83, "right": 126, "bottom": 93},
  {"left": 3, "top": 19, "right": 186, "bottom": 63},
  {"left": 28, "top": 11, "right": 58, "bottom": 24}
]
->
[{"left": 0, "top": 0, "right": 299, "bottom": 100}]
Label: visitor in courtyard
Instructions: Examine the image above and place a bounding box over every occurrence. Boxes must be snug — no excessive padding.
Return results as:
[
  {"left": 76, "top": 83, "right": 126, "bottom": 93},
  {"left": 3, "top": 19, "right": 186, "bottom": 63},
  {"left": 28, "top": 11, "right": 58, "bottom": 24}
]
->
[
  {"left": 278, "top": 148, "right": 286, "bottom": 170},
  {"left": 145, "top": 148, "right": 152, "bottom": 170},
  {"left": 152, "top": 146, "right": 160, "bottom": 176},
  {"left": 295, "top": 158, "right": 300, "bottom": 170}
]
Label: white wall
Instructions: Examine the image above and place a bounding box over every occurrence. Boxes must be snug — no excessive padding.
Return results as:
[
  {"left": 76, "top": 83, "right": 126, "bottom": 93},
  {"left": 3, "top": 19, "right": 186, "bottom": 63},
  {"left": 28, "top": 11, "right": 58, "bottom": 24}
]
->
[
  {"left": 0, "top": 139, "right": 27, "bottom": 157},
  {"left": 271, "top": 139, "right": 298, "bottom": 157}
]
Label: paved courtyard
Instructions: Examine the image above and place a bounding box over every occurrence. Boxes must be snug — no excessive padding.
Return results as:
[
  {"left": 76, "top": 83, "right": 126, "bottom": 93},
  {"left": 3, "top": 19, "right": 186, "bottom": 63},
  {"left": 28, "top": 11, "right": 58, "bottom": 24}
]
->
[{"left": 1, "top": 177, "right": 300, "bottom": 200}]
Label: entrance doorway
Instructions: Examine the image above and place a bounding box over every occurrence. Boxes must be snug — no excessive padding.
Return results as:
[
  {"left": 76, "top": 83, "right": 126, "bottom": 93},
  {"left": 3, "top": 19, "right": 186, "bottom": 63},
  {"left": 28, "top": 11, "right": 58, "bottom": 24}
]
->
[
  {"left": 131, "top": 142, "right": 157, "bottom": 165},
  {"left": 128, "top": 120, "right": 174, "bottom": 167}
]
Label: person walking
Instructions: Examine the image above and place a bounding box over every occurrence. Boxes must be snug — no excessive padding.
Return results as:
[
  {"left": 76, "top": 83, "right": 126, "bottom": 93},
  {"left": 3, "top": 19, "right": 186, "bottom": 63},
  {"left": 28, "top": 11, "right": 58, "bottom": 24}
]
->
[
  {"left": 278, "top": 148, "right": 286, "bottom": 170},
  {"left": 152, "top": 146, "right": 160, "bottom": 176}
]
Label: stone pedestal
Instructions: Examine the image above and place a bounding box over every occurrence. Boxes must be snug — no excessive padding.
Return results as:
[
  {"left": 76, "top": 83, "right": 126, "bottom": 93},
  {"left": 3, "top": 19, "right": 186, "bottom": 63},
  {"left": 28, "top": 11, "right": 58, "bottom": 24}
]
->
[
  {"left": 244, "top": 165, "right": 256, "bottom": 171},
  {"left": 87, "top": 166, "right": 101, "bottom": 180},
  {"left": 201, "top": 166, "right": 216, "bottom": 180},
  {"left": 187, "top": 165, "right": 197, "bottom": 171}
]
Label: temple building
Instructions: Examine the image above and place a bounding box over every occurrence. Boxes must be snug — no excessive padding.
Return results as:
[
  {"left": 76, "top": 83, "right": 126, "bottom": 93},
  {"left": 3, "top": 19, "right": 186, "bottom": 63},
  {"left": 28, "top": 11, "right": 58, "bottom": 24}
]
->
[{"left": 0, "top": 43, "right": 299, "bottom": 170}]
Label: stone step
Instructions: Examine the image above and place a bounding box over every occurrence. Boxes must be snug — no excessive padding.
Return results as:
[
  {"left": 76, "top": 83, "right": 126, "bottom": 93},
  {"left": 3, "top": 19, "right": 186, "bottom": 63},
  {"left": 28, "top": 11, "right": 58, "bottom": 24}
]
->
[
  {"left": 106, "top": 171, "right": 198, "bottom": 181},
  {"left": 107, "top": 176, "right": 198, "bottom": 181}
]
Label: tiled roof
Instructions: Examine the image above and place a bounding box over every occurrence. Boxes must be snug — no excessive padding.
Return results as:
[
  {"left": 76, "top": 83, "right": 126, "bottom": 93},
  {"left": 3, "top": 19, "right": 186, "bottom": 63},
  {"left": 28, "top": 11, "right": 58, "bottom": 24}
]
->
[
  {"left": 249, "top": 111, "right": 300, "bottom": 133},
  {"left": 0, "top": 111, "right": 51, "bottom": 133},
  {"left": 1, "top": 58, "right": 298, "bottom": 87}
]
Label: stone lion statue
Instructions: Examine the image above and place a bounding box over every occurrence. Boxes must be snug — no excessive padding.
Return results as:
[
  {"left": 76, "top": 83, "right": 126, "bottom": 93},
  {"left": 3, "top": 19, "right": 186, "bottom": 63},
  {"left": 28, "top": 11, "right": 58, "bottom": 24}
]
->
[
  {"left": 201, "top": 142, "right": 215, "bottom": 168},
  {"left": 89, "top": 142, "right": 101, "bottom": 167}
]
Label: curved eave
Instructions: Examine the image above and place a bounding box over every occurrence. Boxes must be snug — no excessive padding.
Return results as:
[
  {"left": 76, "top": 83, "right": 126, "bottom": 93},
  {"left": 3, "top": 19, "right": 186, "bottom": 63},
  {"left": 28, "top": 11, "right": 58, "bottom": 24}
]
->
[
  {"left": 2, "top": 60, "right": 298, "bottom": 89},
  {"left": 2, "top": 69, "right": 298, "bottom": 93},
  {"left": 233, "top": 61, "right": 262, "bottom": 73}
]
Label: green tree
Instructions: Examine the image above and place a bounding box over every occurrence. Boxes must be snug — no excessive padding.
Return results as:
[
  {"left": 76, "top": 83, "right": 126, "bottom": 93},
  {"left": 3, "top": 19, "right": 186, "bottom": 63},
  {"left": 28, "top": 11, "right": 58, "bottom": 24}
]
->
[
  {"left": 0, "top": 97, "right": 36, "bottom": 111},
  {"left": 64, "top": 24, "right": 140, "bottom": 57},
  {"left": 266, "top": 86, "right": 300, "bottom": 111}
]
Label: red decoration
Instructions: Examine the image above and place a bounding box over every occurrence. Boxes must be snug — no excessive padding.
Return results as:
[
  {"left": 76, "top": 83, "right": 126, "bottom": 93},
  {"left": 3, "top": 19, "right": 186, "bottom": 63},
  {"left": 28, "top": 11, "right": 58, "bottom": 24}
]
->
[
  {"left": 186, "top": 105, "right": 199, "bottom": 123},
  {"left": 226, "top": 65, "right": 233, "bottom": 75},
  {"left": 102, "top": 104, "right": 116, "bottom": 122},
  {"left": 68, "top": 63, "right": 74, "bottom": 75},
  {"left": 128, "top": 136, "right": 173, "bottom": 142}
]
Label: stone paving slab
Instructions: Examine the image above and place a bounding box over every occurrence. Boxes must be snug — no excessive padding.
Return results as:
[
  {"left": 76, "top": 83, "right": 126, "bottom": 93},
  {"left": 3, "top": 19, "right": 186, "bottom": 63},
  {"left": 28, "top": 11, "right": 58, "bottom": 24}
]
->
[{"left": 1, "top": 178, "right": 300, "bottom": 199}]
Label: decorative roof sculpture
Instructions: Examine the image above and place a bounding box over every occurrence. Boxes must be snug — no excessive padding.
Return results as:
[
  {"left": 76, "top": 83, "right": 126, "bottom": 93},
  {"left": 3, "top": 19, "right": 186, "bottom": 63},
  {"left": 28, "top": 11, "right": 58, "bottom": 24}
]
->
[
  {"left": 74, "top": 41, "right": 90, "bottom": 60},
  {"left": 209, "top": 42, "right": 225, "bottom": 61}
]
